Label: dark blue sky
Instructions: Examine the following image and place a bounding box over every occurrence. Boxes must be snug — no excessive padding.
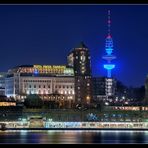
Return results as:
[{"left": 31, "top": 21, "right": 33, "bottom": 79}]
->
[{"left": 0, "top": 4, "right": 147, "bottom": 87}]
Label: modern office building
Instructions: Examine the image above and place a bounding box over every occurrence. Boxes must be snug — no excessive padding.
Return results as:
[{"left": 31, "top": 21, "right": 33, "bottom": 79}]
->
[
  {"left": 5, "top": 65, "right": 75, "bottom": 108},
  {"left": 92, "top": 77, "right": 116, "bottom": 103},
  {"left": 92, "top": 77, "right": 106, "bottom": 102},
  {"left": 67, "top": 42, "right": 92, "bottom": 106},
  {"left": 0, "top": 72, "right": 6, "bottom": 95}
]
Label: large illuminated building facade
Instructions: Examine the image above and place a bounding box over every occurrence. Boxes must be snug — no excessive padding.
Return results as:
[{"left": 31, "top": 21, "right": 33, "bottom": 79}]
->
[
  {"left": 5, "top": 65, "right": 75, "bottom": 108},
  {"left": 0, "top": 72, "right": 6, "bottom": 95},
  {"left": 67, "top": 42, "right": 92, "bottom": 106},
  {"left": 102, "top": 10, "right": 116, "bottom": 99}
]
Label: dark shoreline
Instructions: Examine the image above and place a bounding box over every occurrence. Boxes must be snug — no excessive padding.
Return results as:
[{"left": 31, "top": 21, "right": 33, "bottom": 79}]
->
[{"left": 1, "top": 128, "right": 148, "bottom": 131}]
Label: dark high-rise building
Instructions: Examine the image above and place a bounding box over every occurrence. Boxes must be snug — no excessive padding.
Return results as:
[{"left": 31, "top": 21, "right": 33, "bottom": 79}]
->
[
  {"left": 92, "top": 77, "right": 116, "bottom": 103},
  {"left": 67, "top": 42, "right": 92, "bottom": 106},
  {"left": 92, "top": 77, "right": 106, "bottom": 102}
]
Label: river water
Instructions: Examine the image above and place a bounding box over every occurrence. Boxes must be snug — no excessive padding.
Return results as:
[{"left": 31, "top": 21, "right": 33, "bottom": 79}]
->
[{"left": 0, "top": 130, "right": 148, "bottom": 144}]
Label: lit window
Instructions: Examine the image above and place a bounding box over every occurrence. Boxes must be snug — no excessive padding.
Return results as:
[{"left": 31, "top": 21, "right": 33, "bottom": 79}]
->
[
  {"left": 72, "top": 91, "right": 75, "bottom": 95},
  {"left": 87, "top": 83, "right": 90, "bottom": 86}
]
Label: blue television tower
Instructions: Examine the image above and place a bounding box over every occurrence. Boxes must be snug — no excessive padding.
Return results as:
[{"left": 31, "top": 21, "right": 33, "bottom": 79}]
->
[{"left": 102, "top": 10, "right": 116, "bottom": 78}]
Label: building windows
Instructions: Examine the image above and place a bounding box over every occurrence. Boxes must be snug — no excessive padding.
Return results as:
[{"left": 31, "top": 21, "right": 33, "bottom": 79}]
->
[
  {"left": 48, "top": 85, "right": 50, "bottom": 88},
  {"left": 87, "top": 83, "right": 90, "bottom": 86},
  {"left": 39, "top": 85, "right": 41, "bottom": 88},
  {"left": 29, "top": 85, "right": 31, "bottom": 88},
  {"left": 44, "top": 85, "right": 46, "bottom": 88},
  {"left": 34, "top": 85, "right": 36, "bottom": 88}
]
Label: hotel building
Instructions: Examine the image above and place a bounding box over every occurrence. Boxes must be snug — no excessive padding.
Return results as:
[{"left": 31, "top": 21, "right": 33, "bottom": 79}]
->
[{"left": 5, "top": 65, "right": 75, "bottom": 108}]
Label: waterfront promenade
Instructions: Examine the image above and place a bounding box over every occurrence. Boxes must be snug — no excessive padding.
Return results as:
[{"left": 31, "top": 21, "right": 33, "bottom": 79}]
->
[{"left": 1, "top": 121, "right": 148, "bottom": 130}]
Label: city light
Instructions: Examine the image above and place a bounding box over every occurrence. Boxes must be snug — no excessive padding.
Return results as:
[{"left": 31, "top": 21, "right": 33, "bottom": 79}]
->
[{"left": 104, "top": 64, "right": 115, "bottom": 70}]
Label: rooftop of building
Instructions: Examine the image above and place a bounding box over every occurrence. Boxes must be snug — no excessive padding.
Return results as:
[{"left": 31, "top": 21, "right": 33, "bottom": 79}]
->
[{"left": 75, "top": 41, "right": 88, "bottom": 49}]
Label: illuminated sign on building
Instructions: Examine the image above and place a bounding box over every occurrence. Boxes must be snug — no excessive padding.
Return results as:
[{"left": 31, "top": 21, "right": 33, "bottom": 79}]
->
[
  {"left": 113, "top": 106, "right": 140, "bottom": 111},
  {"left": 10, "top": 65, "right": 74, "bottom": 76},
  {"left": 34, "top": 65, "right": 66, "bottom": 70},
  {"left": 33, "top": 65, "right": 74, "bottom": 75},
  {"left": 0, "top": 102, "right": 16, "bottom": 106}
]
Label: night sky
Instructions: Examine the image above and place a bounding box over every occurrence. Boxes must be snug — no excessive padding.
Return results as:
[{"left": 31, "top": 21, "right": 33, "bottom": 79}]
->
[{"left": 0, "top": 4, "right": 147, "bottom": 87}]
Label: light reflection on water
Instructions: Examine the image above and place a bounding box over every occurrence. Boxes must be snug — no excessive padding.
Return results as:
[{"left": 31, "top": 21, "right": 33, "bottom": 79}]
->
[{"left": 0, "top": 130, "right": 148, "bottom": 144}]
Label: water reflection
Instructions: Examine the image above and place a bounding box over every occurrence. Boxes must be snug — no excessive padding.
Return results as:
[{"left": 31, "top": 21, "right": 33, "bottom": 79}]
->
[{"left": 0, "top": 130, "right": 148, "bottom": 144}]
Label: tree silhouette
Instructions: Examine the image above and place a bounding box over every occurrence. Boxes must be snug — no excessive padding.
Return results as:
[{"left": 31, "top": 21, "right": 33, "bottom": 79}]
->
[{"left": 24, "top": 94, "right": 43, "bottom": 108}]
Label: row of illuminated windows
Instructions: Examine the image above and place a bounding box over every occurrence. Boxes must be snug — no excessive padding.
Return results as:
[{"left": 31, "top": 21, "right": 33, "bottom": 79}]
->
[
  {"left": 25, "top": 90, "right": 50, "bottom": 94},
  {"left": 55, "top": 85, "right": 73, "bottom": 89},
  {"left": 25, "top": 85, "right": 50, "bottom": 89},
  {"left": 23, "top": 80, "right": 51, "bottom": 83},
  {"left": 23, "top": 80, "right": 74, "bottom": 83},
  {"left": 24, "top": 85, "right": 74, "bottom": 89},
  {"left": 55, "top": 80, "right": 74, "bottom": 83},
  {"left": 21, "top": 70, "right": 64, "bottom": 73},
  {"left": 25, "top": 90, "right": 74, "bottom": 95}
]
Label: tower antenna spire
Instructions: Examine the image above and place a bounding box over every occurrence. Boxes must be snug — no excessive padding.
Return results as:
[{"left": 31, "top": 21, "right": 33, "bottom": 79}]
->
[{"left": 107, "top": 10, "right": 111, "bottom": 36}]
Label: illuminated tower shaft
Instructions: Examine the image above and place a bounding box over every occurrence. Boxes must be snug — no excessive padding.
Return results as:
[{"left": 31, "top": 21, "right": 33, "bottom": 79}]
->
[{"left": 102, "top": 10, "right": 116, "bottom": 78}]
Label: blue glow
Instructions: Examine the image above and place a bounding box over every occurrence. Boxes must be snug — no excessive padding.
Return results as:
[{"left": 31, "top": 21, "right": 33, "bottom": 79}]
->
[
  {"left": 105, "top": 37, "right": 113, "bottom": 49},
  {"left": 104, "top": 64, "right": 115, "bottom": 70},
  {"left": 34, "top": 69, "right": 38, "bottom": 74},
  {"left": 106, "top": 48, "right": 113, "bottom": 55}
]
